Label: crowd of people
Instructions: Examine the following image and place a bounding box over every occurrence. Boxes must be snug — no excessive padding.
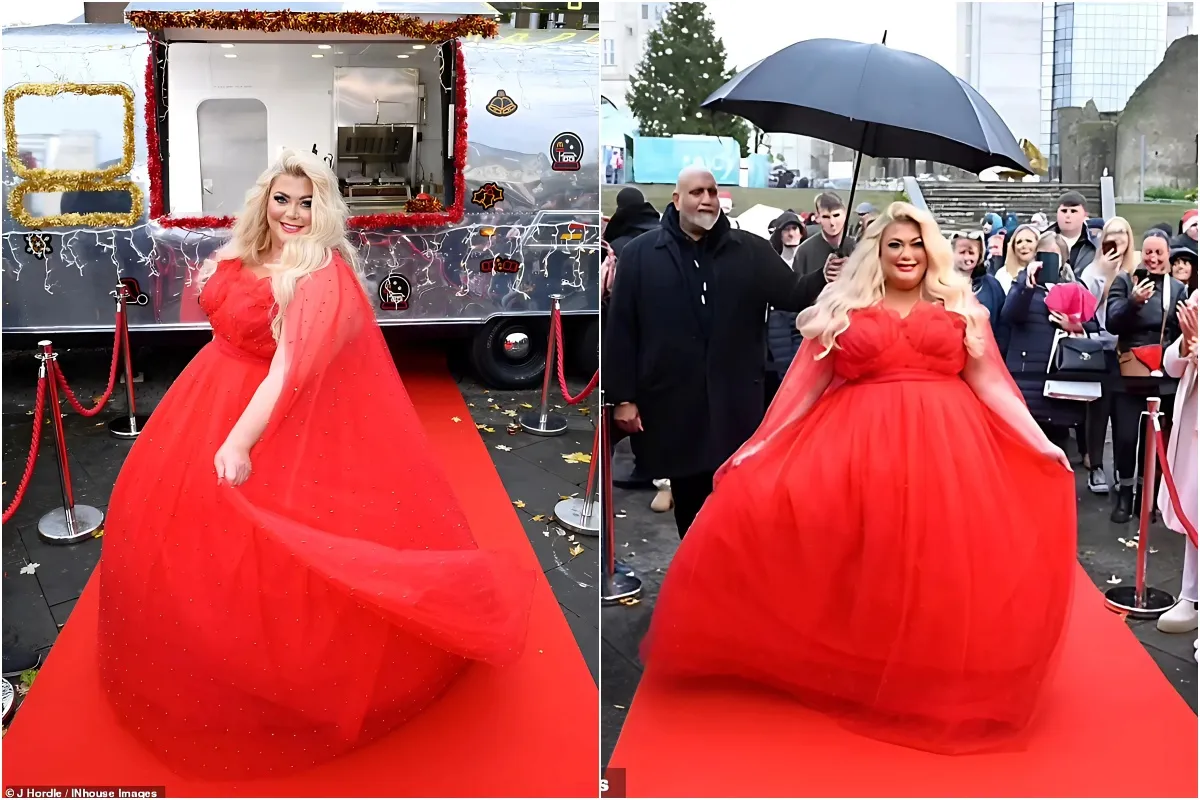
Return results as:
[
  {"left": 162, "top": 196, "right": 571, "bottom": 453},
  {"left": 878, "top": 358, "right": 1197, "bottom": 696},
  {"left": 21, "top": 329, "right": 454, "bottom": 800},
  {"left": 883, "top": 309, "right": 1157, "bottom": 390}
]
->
[{"left": 600, "top": 168, "right": 1198, "bottom": 752}]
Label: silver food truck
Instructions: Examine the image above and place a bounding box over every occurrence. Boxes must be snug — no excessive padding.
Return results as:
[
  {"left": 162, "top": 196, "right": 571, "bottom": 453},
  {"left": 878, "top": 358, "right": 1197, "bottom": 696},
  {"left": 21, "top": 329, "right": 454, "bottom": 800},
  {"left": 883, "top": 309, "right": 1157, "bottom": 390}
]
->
[{"left": 1, "top": 2, "right": 600, "bottom": 388}]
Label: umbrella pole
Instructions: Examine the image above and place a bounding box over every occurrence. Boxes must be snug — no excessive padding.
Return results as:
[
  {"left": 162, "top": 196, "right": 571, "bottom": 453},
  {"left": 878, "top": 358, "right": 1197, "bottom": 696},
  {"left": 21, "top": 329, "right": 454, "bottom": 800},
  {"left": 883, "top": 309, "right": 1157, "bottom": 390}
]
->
[{"left": 839, "top": 124, "right": 871, "bottom": 254}]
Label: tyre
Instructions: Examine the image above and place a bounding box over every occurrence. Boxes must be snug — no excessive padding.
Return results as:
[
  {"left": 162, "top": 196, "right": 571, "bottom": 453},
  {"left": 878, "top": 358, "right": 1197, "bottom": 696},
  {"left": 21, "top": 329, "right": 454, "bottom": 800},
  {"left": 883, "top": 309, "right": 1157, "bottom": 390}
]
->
[
  {"left": 567, "top": 315, "right": 599, "bottom": 377},
  {"left": 469, "top": 317, "right": 548, "bottom": 390}
]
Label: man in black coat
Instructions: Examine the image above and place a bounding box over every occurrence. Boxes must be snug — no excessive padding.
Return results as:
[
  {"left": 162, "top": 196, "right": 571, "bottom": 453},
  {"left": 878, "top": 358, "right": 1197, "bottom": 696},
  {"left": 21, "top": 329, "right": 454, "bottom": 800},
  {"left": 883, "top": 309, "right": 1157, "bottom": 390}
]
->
[{"left": 603, "top": 167, "right": 830, "bottom": 538}]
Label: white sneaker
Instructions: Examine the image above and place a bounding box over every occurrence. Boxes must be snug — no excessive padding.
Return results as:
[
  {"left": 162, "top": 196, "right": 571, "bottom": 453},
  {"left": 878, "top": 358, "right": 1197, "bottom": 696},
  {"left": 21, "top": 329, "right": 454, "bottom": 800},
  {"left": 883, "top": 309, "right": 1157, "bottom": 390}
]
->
[{"left": 1156, "top": 599, "right": 1199, "bottom": 633}]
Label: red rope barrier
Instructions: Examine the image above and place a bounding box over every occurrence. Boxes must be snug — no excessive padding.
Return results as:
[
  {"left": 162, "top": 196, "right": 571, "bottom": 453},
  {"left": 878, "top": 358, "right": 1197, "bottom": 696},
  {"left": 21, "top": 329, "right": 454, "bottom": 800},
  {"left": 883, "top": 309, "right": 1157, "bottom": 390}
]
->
[
  {"left": 3, "top": 374, "right": 47, "bottom": 525},
  {"left": 53, "top": 323, "right": 123, "bottom": 418},
  {"left": 1153, "top": 426, "right": 1198, "bottom": 548},
  {"left": 552, "top": 306, "right": 597, "bottom": 406}
]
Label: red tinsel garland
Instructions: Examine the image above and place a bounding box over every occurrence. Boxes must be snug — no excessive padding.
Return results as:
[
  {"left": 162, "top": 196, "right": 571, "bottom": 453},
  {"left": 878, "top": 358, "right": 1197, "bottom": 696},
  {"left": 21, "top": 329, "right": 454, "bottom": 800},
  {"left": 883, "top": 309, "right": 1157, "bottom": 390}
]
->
[{"left": 147, "top": 41, "right": 468, "bottom": 231}]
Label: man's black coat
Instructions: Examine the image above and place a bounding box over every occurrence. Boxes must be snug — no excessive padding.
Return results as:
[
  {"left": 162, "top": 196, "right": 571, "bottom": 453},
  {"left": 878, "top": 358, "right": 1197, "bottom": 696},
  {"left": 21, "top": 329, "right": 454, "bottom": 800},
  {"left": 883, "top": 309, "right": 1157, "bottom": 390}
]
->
[{"left": 603, "top": 204, "right": 828, "bottom": 478}]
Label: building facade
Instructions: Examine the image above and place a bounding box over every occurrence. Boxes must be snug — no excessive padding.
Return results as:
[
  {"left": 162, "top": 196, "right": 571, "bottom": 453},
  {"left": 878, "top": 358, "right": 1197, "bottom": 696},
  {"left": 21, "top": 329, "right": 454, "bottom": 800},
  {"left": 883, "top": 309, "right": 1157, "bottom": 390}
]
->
[
  {"left": 957, "top": 1, "right": 1191, "bottom": 179},
  {"left": 599, "top": 1, "right": 668, "bottom": 111}
]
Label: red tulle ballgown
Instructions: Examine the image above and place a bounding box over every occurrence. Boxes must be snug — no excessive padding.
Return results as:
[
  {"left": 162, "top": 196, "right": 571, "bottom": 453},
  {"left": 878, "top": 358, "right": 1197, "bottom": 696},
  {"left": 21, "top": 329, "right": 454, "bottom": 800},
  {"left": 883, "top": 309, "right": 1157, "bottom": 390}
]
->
[
  {"left": 96, "top": 256, "right": 534, "bottom": 779},
  {"left": 642, "top": 301, "right": 1077, "bottom": 754}
]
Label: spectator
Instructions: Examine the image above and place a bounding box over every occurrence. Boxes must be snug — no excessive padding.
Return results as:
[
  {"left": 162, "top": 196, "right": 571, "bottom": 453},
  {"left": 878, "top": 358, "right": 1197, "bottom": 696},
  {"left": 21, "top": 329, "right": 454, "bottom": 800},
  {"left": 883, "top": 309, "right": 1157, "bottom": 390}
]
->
[
  {"left": 1105, "top": 230, "right": 1186, "bottom": 523},
  {"left": 1172, "top": 209, "right": 1198, "bottom": 253},
  {"left": 1171, "top": 246, "right": 1197, "bottom": 294},
  {"left": 1001, "top": 230, "right": 1098, "bottom": 454},
  {"left": 993, "top": 223, "right": 1039, "bottom": 295},
  {"left": 1047, "top": 191, "right": 1098, "bottom": 272},
  {"left": 794, "top": 192, "right": 856, "bottom": 278},
  {"left": 1078, "top": 216, "right": 1137, "bottom": 494},
  {"left": 765, "top": 211, "right": 807, "bottom": 403},
  {"left": 952, "top": 231, "right": 1008, "bottom": 353}
]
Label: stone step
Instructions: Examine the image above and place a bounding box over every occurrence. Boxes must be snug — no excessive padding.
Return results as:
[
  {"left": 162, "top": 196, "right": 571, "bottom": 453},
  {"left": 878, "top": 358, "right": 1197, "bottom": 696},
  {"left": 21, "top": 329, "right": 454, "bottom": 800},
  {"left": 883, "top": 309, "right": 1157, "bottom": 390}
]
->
[{"left": 918, "top": 181, "right": 1101, "bottom": 231}]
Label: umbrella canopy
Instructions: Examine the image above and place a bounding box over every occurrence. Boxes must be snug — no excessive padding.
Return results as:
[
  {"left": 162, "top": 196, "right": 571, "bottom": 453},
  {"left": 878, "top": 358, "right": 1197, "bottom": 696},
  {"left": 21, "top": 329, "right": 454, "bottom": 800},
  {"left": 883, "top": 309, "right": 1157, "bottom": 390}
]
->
[{"left": 702, "top": 38, "right": 1031, "bottom": 175}]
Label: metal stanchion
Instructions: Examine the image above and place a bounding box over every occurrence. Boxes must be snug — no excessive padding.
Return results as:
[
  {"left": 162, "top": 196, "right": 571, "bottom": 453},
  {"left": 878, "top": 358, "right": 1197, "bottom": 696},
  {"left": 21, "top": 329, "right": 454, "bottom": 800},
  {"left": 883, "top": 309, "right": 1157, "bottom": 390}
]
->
[
  {"left": 107, "top": 283, "right": 149, "bottom": 439},
  {"left": 36, "top": 341, "right": 105, "bottom": 544},
  {"left": 518, "top": 294, "right": 569, "bottom": 436},
  {"left": 556, "top": 421, "right": 601, "bottom": 536},
  {"left": 1105, "top": 396, "right": 1176, "bottom": 618},
  {"left": 601, "top": 399, "right": 642, "bottom": 604}
]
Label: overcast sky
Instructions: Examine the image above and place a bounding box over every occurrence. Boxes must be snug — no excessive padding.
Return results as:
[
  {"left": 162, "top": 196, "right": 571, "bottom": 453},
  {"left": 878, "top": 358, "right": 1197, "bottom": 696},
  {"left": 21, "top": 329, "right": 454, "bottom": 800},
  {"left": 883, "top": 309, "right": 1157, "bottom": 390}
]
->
[
  {"left": 1, "top": 0, "right": 82, "bottom": 27},
  {"left": 701, "top": 0, "right": 958, "bottom": 72}
]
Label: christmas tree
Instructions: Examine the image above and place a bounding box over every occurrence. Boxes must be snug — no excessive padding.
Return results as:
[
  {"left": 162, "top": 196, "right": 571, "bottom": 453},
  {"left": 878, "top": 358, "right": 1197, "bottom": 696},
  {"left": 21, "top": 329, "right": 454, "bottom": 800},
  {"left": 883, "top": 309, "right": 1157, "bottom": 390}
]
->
[{"left": 625, "top": 2, "right": 750, "bottom": 156}]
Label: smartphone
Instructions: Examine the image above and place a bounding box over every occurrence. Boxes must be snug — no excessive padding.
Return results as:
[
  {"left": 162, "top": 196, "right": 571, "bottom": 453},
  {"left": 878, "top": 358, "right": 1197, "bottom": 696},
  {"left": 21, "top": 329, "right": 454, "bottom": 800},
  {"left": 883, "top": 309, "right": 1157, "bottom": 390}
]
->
[
  {"left": 1034, "top": 252, "right": 1060, "bottom": 286},
  {"left": 1103, "top": 240, "right": 1117, "bottom": 256},
  {"left": 1133, "top": 266, "right": 1150, "bottom": 283}
]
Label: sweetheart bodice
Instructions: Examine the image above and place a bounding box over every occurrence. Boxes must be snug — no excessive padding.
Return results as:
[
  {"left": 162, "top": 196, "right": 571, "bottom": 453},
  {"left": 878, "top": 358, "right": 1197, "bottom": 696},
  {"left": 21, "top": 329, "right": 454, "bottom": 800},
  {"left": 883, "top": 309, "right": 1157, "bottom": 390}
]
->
[
  {"left": 832, "top": 301, "right": 968, "bottom": 383},
  {"left": 198, "top": 259, "right": 278, "bottom": 360}
]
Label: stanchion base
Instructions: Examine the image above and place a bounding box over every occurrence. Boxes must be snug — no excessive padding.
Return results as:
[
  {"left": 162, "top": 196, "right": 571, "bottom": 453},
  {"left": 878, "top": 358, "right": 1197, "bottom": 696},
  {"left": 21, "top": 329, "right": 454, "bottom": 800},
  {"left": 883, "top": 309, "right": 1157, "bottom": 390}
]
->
[
  {"left": 555, "top": 498, "right": 600, "bottom": 536},
  {"left": 1104, "top": 585, "right": 1176, "bottom": 619},
  {"left": 518, "top": 410, "right": 568, "bottom": 437},
  {"left": 107, "top": 414, "right": 151, "bottom": 439},
  {"left": 37, "top": 505, "right": 104, "bottom": 545},
  {"left": 602, "top": 572, "right": 643, "bottom": 604},
  {"left": 614, "top": 560, "right": 635, "bottom": 577}
]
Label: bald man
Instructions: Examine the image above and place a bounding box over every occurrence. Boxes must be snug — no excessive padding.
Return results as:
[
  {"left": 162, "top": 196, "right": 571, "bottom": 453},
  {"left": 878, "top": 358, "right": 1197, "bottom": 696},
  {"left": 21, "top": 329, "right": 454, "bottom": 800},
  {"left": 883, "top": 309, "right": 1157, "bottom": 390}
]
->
[{"left": 603, "top": 167, "right": 830, "bottom": 538}]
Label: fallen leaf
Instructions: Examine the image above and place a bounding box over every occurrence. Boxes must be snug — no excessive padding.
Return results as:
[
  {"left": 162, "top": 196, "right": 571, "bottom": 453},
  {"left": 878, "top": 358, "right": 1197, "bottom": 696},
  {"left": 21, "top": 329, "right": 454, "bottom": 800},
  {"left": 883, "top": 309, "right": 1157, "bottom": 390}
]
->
[
  {"left": 556, "top": 529, "right": 566, "bottom": 537},
  {"left": 450, "top": 416, "right": 462, "bottom": 423},
  {"left": 476, "top": 423, "right": 488, "bottom": 430},
  {"left": 559, "top": 495, "right": 573, "bottom": 501},
  {"left": 495, "top": 444, "right": 512, "bottom": 452},
  {"left": 1149, "top": 547, "right": 1159, "bottom": 554},
  {"left": 531, "top": 514, "right": 546, "bottom": 522},
  {"left": 618, "top": 597, "right": 641, "bottom": 606},
  {"left": 542, "top": 530, "right": 550, "bottom": 537},
  {"left": 561, "top": 452, "right": 592, "bottom": 464},
  {"left": 94, "top": 423, "right": 103, "bottom": 427},
  {"left": 502, "top": 410, "right": 518, "bottom": 418},
  {"left": 25, "top": 410, "right": 32, "bottom": 416},
  {"left": 614, "top": 704, "right": 626, "bottom": 710},
  {"left": 484, "top": 427, "right": 496, "bottom": 434},
  {"left": 569, "top": 543, "right": 585, "bottom": 557},
  {"left": 1107, "top": 575, "right": 1122, "bottom": 585},
  {"left": 19, "top": 563, "right": 39, "bottom": 575},
  {"left": 489, "top": 404, "right": 501, "bottom": 411},
  {"left": 553, "top": 404, "right": 564, "bottom": 410},
  {"left": 19, "top": 669, "right": 36, "bottom": 689},
  {"left": 567, "top": 534, "right": 576, "bottom": 542},
  {"left": 91, "top": 528, "right": 104, "bottom": 539},
  {"left": 616, "top": 513, "right": 627, "bottom": 519},
  {"left": 468, "top": 403, "right": 475, "bottom": 407},
  {"left": 512, "top": 500, "right": 526, "bottom": 509},
  {"left": 520, "top": 403, "right": 534, "bottom": 409},
  {"left": 579, "top": 407, "right": 591, "bottom": 416}
]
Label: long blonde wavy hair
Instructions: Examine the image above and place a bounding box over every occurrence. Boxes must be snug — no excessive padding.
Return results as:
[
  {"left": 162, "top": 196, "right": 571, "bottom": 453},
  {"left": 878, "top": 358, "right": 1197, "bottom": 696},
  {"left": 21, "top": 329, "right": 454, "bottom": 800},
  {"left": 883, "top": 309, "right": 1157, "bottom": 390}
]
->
[
  {"left": 1098, "top": 216, "right": 1137, "bottom": 298},
  {"left": 798, "top": 201, "right": 988, "bottom": 359},
  {"left": 197, "top": 149, "right": 364, "bottom": 339}
]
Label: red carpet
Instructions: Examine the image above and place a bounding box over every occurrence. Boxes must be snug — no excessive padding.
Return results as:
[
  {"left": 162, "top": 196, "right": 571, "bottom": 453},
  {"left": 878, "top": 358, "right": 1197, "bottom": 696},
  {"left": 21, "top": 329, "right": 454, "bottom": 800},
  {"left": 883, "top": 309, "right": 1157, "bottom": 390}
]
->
[
  {"left": 608, "top": 565, "right": 1198, "bottom": 798},
  {"left": 2, "top": 351, "right": 597, "bottom": 798}
]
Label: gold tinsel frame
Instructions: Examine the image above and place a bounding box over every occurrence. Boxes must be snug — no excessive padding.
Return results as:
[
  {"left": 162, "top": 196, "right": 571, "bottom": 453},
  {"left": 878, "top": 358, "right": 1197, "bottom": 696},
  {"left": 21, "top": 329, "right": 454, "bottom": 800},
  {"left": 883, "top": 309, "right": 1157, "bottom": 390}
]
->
[
  {"left": 4, "top": 82, "right": 141, "bottom": 229},
  {"left": 8, "top": 181, "right": 145, "bottom": 230}
]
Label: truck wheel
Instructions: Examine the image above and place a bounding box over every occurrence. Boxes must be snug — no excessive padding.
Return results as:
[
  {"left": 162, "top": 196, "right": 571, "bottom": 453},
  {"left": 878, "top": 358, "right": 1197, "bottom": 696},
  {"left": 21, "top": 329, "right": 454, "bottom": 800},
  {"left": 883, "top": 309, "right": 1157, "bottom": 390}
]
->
[
  {"left": 568, "top": 316, "right": 599, "bottom": 377},
  {"left": 469, "top": 317, "right": 548, "bottom": 390}
]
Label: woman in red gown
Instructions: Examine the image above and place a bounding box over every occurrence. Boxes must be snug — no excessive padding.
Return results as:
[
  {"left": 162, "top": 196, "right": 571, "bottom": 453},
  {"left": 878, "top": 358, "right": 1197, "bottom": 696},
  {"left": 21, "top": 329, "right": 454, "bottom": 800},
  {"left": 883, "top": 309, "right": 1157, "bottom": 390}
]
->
[
  {"left": 642, "top": 202, "right": 1077, "bottom": 754},
  {"left": 96, "top": 151, "right": 533, "bottom": 778}
]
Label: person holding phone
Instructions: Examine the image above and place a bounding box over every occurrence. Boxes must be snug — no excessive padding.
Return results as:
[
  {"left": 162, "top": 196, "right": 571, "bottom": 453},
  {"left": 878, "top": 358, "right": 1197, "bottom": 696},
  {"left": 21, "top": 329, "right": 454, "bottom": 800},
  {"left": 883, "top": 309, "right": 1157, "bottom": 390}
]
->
[
  {"left": 1077, "top": 217, "right": 1138, "bottom": 494},
  {"left": 794, "top": 192, "right": 856, "bottom": 282},
  {"left": 1105, "top": 229, "right": 1187, "bottom": 523},
  {"left": 1000, "top": 231, "right": 1098, "bottom": 452},
  {"left": 992, "top": 224, "right": 1039, "bottom": 295}
]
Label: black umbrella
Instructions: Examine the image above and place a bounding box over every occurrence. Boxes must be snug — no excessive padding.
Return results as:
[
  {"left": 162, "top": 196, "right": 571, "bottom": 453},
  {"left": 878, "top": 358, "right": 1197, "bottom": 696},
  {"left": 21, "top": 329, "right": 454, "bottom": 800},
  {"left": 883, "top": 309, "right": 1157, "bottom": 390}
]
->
[{"left": 702, "top": 36, "right": 1030, "bottom": 241}]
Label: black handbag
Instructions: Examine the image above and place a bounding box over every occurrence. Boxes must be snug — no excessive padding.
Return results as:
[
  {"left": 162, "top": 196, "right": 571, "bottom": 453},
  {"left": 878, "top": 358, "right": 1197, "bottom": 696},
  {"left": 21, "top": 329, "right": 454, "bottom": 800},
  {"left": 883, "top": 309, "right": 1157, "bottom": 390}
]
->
[{"left": 1050, "top": 330, "right": 1107, "bottom": 373}]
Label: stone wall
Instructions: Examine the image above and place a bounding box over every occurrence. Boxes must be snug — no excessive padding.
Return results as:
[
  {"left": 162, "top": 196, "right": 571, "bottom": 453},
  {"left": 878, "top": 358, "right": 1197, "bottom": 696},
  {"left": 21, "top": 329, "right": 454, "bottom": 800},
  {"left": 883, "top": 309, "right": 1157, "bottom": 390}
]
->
[
  {"left": 1115, "top": 35, "right": 1199, "bottom": 200},
  {"left": 1058, "top": 101, "right": 1118, "bottom": 184}
]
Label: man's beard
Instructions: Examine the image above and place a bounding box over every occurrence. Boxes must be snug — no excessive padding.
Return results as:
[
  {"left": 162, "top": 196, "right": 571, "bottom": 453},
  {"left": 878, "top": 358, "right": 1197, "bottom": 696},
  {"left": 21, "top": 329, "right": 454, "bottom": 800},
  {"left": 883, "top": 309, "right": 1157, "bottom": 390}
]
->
[{"left": 685, "top": 210, "right": 718, "bottom": 231}]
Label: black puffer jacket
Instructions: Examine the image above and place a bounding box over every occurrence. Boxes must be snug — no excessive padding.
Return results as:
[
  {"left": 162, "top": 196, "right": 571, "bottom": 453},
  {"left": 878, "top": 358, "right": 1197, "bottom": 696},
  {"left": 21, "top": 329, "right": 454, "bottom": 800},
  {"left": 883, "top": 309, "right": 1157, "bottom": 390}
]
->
[
  {"left": 1106, "top": 271, "right": 1186, "bottom": 350},
  {"left": 1001, "top": 269, "right": 1100, "bottom": 427},
  {"left": 765, "top": 211, "right": 805, "bottom": 377}
]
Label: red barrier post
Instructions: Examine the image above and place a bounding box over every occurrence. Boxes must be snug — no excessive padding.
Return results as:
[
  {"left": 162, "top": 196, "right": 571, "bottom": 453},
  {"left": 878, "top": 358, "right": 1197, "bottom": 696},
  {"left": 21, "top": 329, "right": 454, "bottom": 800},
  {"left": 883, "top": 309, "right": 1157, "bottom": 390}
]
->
[
  {"left": 1103, "top": 396, "right": 1176, "bottom": 618},
  {"left": 36, "top": 341, "right": 105, "bottom": 544},
  {"left": 518, "top": 293, "right": 569, "bottom": 437},
  {"left": 108, "top": 282, "right": 150, "bottom": 439},
  {"left": 555, "top": 420, "right": 601, "bottom": 536}
]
